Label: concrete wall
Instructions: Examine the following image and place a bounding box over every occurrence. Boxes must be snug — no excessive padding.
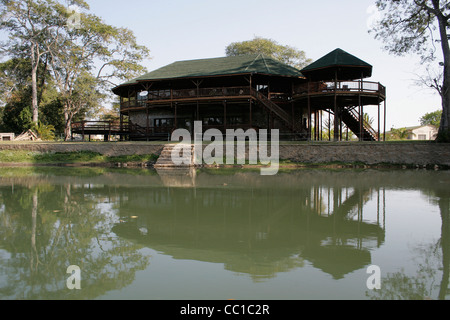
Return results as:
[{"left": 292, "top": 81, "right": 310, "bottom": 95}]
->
[
  {"left": 277, "top": 143, "right": 450, "bottom": 166},
  {"left": 0, "top": 142, "right": 449, "bottom": 166}
]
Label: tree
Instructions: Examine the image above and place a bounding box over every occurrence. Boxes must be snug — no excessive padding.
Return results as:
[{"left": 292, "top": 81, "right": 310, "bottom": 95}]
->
[
  {"left": 420, "top": 109, "right": 442, "bottom": 127},
  {"left": 46, "top": 5, "right": 150, "bottom": 140},
  {"left": 370, "top": 0, "right": 450, "bottom": 142},
  {"left": 389, "top": 127, "right": 412, "bottom": 140},
  {"left": 225, "top": 36, "right": 312, "bottom": 69},
  {"left": 0, "top": 57, "right": 64, "bottom": 135},
  {"left": 1, "top": 1, "right": 150, "bottom": 140},
  {"left": 0, "top": 0, "right": 84, "bottom": 124}
]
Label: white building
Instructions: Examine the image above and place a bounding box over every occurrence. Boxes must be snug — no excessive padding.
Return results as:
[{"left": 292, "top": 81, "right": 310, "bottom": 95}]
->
[{"left": 408, "top": 125, "right": 438, "bottom": 141}]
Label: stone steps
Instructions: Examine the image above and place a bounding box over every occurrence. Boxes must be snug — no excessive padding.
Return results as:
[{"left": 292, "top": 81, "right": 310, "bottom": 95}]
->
[{"left": 154, "top": 144, "right": 197, "bottom": 168}]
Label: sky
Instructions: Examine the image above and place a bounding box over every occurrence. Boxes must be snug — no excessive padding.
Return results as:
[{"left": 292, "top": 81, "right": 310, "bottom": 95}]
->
[{"left": 3, "top": 0, "right": 444, "bottom": 129}]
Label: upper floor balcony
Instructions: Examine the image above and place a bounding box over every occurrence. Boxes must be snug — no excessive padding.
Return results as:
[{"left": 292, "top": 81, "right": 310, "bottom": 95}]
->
[{"left": 293, "top": 80, "right": 386, "bottom": 100}]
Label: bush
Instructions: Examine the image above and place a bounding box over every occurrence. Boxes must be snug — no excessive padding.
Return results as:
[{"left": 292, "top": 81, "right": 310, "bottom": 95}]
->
[{"left": 31, "top": 122, "right": 56, "bottom": 141}]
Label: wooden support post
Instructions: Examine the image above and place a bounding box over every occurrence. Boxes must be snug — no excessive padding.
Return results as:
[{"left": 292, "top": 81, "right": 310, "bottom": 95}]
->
[
  {"left": 146, "top": 107, "right": 149, "bottom": 136},
  {"left": 384, "top": 100, "right": 387, "bottom": 142},
  {"left": 174, "top": 102, "right": 177, "bottom": 129},
  {"left": 307, "top": 82, "right": 312, "bottom": 141},
  {"left": 333, "top": 72, "right": 339, "bottom": 141},
  {"left": 319, "top": 110, "right": 323, "bottom": 141},
  {"left": 223, "top": 100, "right": 227, "bottom": 130},
  {"left": 328, "top": 111, "right": 331, "bottom": 141},
  {"left": 291, "top": 101, "right": 295, "bottom": 133},
  {"left": 361, "top": 105, "right": 364, "bottom": 141},
  {"left": 359, "top": 94, "right": 363, "bottom": 141},
  {"left": 378, "top": 96, "right": 381, "bottom": 142},
  {"left": 191, "top": 80, "right": 203, "bottom": 121},
  {"left": 314, "top": 111, "right": 318, "bottom": 141},
  {"left": 249, "top": 99, "right": 252, "bottom": 128}
]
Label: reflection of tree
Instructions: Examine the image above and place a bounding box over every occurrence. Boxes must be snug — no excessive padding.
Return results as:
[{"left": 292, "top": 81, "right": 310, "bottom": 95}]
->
[
  {"left": 367, "top": 190, "right": 450, "bottom": 300},
  {"left": 0, "top": 184, "right": 150, "bottom": 300},
  {"left": 366, "top": 243, "right": 442, "bottom": 300}
]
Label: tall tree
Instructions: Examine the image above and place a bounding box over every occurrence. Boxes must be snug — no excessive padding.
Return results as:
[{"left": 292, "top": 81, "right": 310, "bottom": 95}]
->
[
  {"left": 0, "top": 0, "right": 86, "bottom": 124},
  {"left": 0, "top": 57, "right": 55, "bottom": 134},
  {"left": 47, "top": 7, "right": 150, "bottom": 140},
  {"left": 1, "top": 1, "right": 150, "bottom": 140},
  {"left": 225, "top": 36, "right": 312, "bottom": 70},
  {"left": 370, "top": 0, "right": 450, "bottom": 142}
]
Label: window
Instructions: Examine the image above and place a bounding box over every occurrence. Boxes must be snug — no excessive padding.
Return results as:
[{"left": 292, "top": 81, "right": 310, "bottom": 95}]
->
[
  {"left": 203, "top": 117, "right": 223, "bottom": 126},
  {"left": 227, "top": 117, "right": 244, "bottom": 125},
  {"left": 154, "top": 118, "right": 174, "bottom": 128},
  {"left": 148, "top": 90, "right": 170, "bottom": 100},
  {"left": 418, "top": 134, "right": 427, "bottom": 140}
]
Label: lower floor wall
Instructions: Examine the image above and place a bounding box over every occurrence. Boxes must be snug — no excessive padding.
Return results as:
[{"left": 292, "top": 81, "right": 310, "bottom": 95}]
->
[{"left": 127, "top": 102, "right": 308, "bottom": 138}]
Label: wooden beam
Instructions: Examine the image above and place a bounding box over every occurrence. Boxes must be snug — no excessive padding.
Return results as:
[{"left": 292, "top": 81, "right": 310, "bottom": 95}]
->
[{"left": 334, "top": 70, "right": 339, "bottom": 141}]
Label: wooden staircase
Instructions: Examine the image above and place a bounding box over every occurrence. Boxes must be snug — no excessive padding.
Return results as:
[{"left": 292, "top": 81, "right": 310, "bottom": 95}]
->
[
  {"left": 341, "top": 108, "right": 378, "bottom": 141},
  {"left": 154, "top": 144, "right": 196, "bottom": 168},
  {"left": 250, "top": 88, "right": 306, "bottom": 140}
]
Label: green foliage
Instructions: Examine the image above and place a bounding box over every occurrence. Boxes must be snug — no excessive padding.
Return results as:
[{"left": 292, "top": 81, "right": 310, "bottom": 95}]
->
[
  {"left": 30, "top": 122, "right": 56, "bottom": 141},
  {"left": 39, "top": 99, "right": 65, "bottom": 136},
  {"left": 388, "top": 127, "right": 412, "bottom": 140},
  {"left": 226, "top": 36, "right": 312, "bottom": 69},
  {"left": 0, "top": 150, "right": 159, "bottom": 164},
  {"left": 1, "top": 101, "right": 33, "bottom": 134},
  {"left": 370, "top": 0, "right": 450, "bottom": 143},
  {"left": 420, "top": 110, "right": 442, "bottom": 127},
  {"left": 370, "top": 0, "right": 438, "bottom": 62},
  {"left": 1, "top": 0, "right": 150, "bottom": 140}
]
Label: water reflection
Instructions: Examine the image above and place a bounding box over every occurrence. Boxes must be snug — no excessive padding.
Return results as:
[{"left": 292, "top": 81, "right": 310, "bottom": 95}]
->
[
  {"left": 0, "top": 167, "right": 448, "bottom": 300},
  {"left": 0, "top": 171, "right": 150, "bottom": 300},
  {"left": 115, "top": 169, "right": 385, "bottom": 282}
]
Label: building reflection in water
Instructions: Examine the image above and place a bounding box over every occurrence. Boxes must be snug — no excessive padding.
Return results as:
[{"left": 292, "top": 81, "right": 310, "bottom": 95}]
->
[
  {"left": 0, "top": 167, "right": 448, "bottom": 299},
  {"left": 113, "top": 168, "right": 387, "bottom": 281}
]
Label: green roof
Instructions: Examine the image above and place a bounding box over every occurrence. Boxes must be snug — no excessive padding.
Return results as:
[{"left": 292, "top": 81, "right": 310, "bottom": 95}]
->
[
  {"left": 302, "top": 48, "right": 372, "bottom": 72},
  {"left": 116, "top": 54, "right": 304, "bottom": 87}
]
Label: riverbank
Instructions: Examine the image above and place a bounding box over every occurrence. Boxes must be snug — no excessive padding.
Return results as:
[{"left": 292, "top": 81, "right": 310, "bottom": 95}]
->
[{"left": 0, "top": 141, "right": 449, "bottom": 169}]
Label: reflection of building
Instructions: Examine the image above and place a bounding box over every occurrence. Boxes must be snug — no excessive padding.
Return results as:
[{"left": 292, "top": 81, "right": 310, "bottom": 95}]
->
[
  {"left": 73, "top": 49, "right": 386, "bottom": 142},
  {"left": 112, "top": 171, "right": 386, "bottom": 281}
]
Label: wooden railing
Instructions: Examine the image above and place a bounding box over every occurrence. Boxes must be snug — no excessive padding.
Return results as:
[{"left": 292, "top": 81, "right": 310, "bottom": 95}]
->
[
  {"left": 250, "top": 88, "right": 292, "bottom": 128},
  {"left": 72, "top": 121, "right": 124, "bottom": 133},
  {"left": 120, "top": 86, "right": 252, "bottom": 110},
  {"left": 293, "top": 80, "right": 386, "bottom": 97},
  {"left": 347, "top": 108, "right": 379, "bottom": 141}
]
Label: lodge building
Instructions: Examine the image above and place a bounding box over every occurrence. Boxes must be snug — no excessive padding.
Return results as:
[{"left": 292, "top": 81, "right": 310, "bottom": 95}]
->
[{"left": 72, "top": 48, "right": 386, "bottom": 142}]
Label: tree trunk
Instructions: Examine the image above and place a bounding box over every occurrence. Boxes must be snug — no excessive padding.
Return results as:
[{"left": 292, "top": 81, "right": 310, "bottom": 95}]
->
[
  {"left": 31, "top": 44, "right": 39, "bottom": 125},
  {"left": 64, "top": 105, "right": 72, "bottom": 141},
  {"left": 435, "top": 1, "right": 450, "bottom": 142},
  {"left": 439, "top": 68, "right": 450, "bottom": 142}
]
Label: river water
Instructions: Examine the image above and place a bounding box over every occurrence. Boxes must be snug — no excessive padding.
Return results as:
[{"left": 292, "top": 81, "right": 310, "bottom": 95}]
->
[{"left": 0, "top": 166, "right": 448, "bottom": 300}]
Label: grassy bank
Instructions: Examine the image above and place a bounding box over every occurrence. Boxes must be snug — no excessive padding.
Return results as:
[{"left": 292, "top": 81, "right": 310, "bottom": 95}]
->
[
  {"left": 0, "top": 148, "right": 447, "bottom": 170},
  {"left": 0, "top": 150, "right": 159, "bottom": 165}
]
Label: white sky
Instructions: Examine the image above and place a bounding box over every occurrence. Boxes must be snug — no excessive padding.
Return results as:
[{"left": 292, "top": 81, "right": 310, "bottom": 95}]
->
[{"left": 3, "top": 0, "right": 444, "bottom": 129}]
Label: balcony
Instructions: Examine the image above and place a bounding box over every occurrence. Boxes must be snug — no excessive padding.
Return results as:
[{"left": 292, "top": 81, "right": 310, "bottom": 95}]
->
[
  {"left": 293, "top": 80, "right": 386, "bottom": 99},
  {"left": 120, "top": 86, "right": 253, "bottom": 112}
]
